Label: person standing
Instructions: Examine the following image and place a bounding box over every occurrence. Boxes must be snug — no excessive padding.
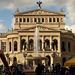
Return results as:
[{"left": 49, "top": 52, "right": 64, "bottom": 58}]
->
[{"left": 35, "top": 64, "right": 42, "bottom": 75}]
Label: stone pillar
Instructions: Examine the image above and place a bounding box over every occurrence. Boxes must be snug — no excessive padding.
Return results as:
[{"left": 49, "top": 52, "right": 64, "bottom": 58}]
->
[
  {"left": 18, "top": 36, "right": 21, "bottom": 52},
  {"left": 51, "top": 54, "right": 53, "bottom": 66},
  {"left": 11, "top": 38, "right": 14, "bottom": 53},
  {"left": 42, "top": 36, "right": 44, "bottom": 51},
  {"left": 26, "top": 60, "right": 28, "bottom": 65},
  {"left": 33, "top": 60, "right": 35, "bottom": 67},
  {"left": 26, "top": 36, "right": 28, "bottom": 51},
  {"left": 50, "top": 36, "right": 52, "bottom": 50},
  {"left": 58, "top": 36, "right": 61, "bottom": 52}
]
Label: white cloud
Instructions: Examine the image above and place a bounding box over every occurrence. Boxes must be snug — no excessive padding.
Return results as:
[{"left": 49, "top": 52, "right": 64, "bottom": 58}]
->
[
  {"left": 65, "top": 25, "right": 75, "bottom": 33},
  {"left": 11, "top": 18, "right": 15, "bottom": 29},
  {"left": 0, "top": 23, "right": 6, "bottom": 31}
]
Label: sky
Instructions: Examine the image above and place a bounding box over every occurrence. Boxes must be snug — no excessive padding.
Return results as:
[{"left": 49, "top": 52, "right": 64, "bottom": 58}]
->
[{"left": 0, "top": 0, "right": 75, "bottom": 33}]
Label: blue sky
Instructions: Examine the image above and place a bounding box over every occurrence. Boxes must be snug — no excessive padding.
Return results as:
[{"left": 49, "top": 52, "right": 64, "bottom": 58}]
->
[{"left": 0, "top": 0, "right": 75, "bottom": 33}]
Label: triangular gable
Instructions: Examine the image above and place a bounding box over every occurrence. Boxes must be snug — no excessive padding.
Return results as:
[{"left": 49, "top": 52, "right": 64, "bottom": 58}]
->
[
  {"left": 14, "top": 8, "right": 65, "bottom": 16},
  {"left": 18, "top": 25, "right": 60, "bottom": 31}
]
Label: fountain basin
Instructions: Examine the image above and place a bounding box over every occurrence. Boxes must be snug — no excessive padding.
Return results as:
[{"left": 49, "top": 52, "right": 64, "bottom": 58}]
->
[{"left": 25, "top": 57, "right": 48, "bottom": 60}]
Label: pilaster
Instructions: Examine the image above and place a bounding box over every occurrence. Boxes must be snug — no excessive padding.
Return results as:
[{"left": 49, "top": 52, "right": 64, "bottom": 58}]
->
[
  {"left": 11, "top": 38, "right": 14, "bottom": 53},
  {"left": 58, "top": 36, "right": 61, "bottom": 52},
  {"left": 42, "top": 36, "right": 44, "bottom": 51},
  {"left": 18, "top": 36, "right": 21, "bottom": 52},
  {"left": 50, "top": 36, "right": 52, "bottom": 50}
]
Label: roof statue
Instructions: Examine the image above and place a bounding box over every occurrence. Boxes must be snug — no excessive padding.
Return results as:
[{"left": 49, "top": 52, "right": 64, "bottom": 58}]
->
[
  {"left": 16, "top": 8, "right": 19, "bottom": 13},
  {"left": 60, "top": 8, "right": 63, "bottom": 12},
  {"left": 37, "top": 1, "right": 42, "bottom": 9}
]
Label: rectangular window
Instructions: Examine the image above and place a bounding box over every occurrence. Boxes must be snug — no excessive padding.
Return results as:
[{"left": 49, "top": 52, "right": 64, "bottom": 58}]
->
[
  {"left": 27, "top": 18, "right": 29, "bottom": 22},
  {"left": 23, "top": 18, "right": 25, "bottom": 22},
  {"left": 57, "top": 18, "right": 59, "bottom": 22},
  {"left": 9, "top": 42, "right": 11, "bottom": 51},
  {"left": 49, "top": 18, "right": 51, "bottom": 22},
  {"left": 1, "top": 42, "right": 6, "bottom": 52},
  {"left": 38, "top": 18, "right": 40, "bottom": 23},
  {"left": 34, "top": 18, "right": 37, "bottom": 22},
  {"left": 20, "top": 18, "right": 22, "bottom": 22},
  {"left": 53, "top": 18, "right": 55, "bottom": 22},
  {"left": 42, "top": 18, "right": 44, "bottom": 22}
]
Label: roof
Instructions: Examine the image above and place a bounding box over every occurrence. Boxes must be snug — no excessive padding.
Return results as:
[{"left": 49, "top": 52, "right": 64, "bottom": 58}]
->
[{"left": 14, "top": 8, "right": 66, "bottom": 16}]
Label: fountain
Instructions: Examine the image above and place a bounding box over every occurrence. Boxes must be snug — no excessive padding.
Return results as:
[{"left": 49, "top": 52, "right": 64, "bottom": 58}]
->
[{"left": 25, "top": 25, "right": 48, "bottom": 67}]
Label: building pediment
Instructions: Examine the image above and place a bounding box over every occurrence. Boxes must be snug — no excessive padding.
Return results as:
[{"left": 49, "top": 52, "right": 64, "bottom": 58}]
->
[
  {"left": 14, "top": 9, "right": 65, "bottom": 16},
  {"left": 18, "top": 25, "right": 60, "bottom": 32}
]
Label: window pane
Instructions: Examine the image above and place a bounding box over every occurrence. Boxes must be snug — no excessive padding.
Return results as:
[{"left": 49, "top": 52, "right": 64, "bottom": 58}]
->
[
  {"left": 49, "top": 18, "right": 51, "bottom": 22},
  {"left": 57, "top": 18, "right": 59, "bottom": 22},
  {"left": 1, "top": 42, "right": 6, "bottom": 52},
  {"left": 53, "top": 18, "right": 55, "bottom": 22},
  {"left": 27, "top": 18, "right": 29, "bottom": 22},
  {"left": 42, "top": 18, "right": 44, "bottom": 22},
  {"left": 20, "top": 18, "right": 22, "bottom": 22},
  {"left": 23, "top": 18, "right": 25, "bottom": 22},
  {"left": 34, "top": 18, "right": 37, "bottom": 22},
  {"left": 9, "top": 42, "right": 11, "bottom": 51}
]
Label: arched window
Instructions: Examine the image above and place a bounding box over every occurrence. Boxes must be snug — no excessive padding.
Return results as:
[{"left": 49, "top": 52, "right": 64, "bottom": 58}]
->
[
  {"left": 23, "top": 18, "right": 25, "bottom": 22},
  {"left": 49, "top": 18, "right": 51, "bottom": 22},
  {"left": 53, "top": 39, "right": 58, "bottom": 50},
  {"left": 68, "top": 42, "right": 70, "bottom": 52},
  {"left": 9, "top": 42, "right": 11, "bottom": 51},
  {"left": 62, "top": 57, "right": 66, "bottom": 66},
  {"left": 29, "top": 39, "right": 33, "bottom": 50},
  {"left": 57, "top": 18, "right": 59, "bottom": 22},
  {"left": 27, "top": 18, "right": 29, "bottom": 22},
  {"left": 20, "top": 18, "right": 22, "bottom": 22},
  {"left": 46, "top": 56, "right": 51, "bottom": 66},
  {"left": 45, "top": 39, "right": 50, "bottom": 51},
  {"left": 42, "top": 18, "right": 44, "bottom": 22},
  {"left": 13, "top": 57, "right": 17, "bottom": 62},
  {"left": 21, "top": 39, "right": 26, "bottom": 50},
  {"left": 61, "top": 41, "right": 65, "bottom": 52},
  {"left": 53, "top": 18, "right": 55, "bottom": 22},
  {"left": 40, "top": 40, "right": 42, "bottom": 51},
  {"left": 14, "top": 41, "right": 17, "bottom": 51}
]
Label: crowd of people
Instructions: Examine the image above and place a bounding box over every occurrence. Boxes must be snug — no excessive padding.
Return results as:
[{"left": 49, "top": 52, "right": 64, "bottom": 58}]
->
[{"left": 0, "top": 62, "right": 75, "bottom": 75}]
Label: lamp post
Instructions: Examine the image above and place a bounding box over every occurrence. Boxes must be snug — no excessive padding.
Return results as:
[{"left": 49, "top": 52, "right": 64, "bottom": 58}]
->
[
  {"left": 6, "top": 53, "right": 9, "bottom": 64},
  {"left": 23, "top": 53, "right": 27, "bottom": 66}
]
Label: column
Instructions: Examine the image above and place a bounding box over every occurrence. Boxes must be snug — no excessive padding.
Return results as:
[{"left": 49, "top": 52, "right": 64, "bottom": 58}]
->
[
  {"left": 11, "top": 38, "right": 14, "bottom": 53},
  {"left": 18, "top": 36, "right": 21, "bottom": 52},
  {"left": 51, "top": 54, "right": 53, "bottom": 67},
  {"left": 26, "top": 36, "right": 28, "bottom": 51},
  {"left": 42, "top": 36, "right": 44, "bottom": 51},
  {"left": 58, "top": 36, "right": 61, "bottom": 52},
  {"left": 50, "top": 36, "right": 52, "bottom": 50}
]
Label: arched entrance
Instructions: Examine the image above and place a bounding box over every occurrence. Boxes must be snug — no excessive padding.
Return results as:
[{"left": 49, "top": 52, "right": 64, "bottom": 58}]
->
[
  {"left": 21, "top": 39, "right": 26, "bottom": 50},
  {"left": 46, "top": 56, "right": 51, "bottom": 66}
]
